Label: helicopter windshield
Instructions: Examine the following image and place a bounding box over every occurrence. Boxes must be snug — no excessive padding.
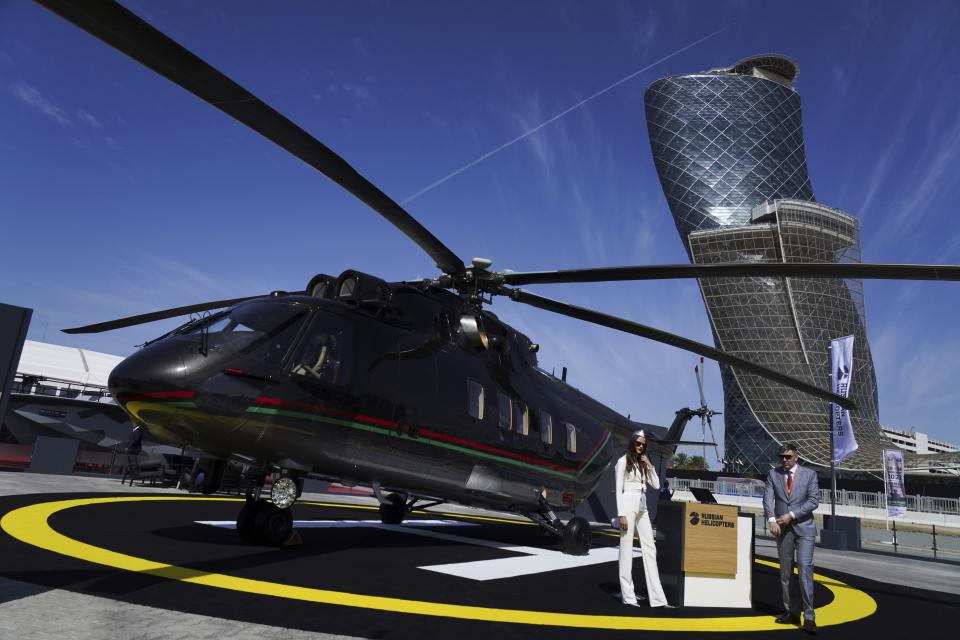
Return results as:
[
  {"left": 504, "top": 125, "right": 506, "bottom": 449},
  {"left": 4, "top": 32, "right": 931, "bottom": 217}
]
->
[{"left": 185, "top": 300, "right": 310, "bottom": 368}]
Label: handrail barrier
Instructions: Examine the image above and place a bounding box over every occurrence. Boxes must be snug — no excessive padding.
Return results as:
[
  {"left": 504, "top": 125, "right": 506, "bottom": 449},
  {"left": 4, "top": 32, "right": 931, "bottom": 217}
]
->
[
  {"left": 11, "top": 372, "right": 116, "bottom": 405},
  {"left": 671, "top": 477, "right": 960, "bottom": 562},
  {"left": 672, "top": 477, "right": 960, "bottom": 516}
]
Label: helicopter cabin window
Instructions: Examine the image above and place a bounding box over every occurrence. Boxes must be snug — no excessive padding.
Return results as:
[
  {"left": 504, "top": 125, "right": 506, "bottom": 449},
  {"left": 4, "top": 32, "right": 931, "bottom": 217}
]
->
[
  {"left": 467, "top": 380, "right": 484, "bottom": 420},
  {"left": 514, "top": 401, "right": 529, "bottom": 436},
  {"left": 288, "top": 312, "right": 354, "bottom": 386},
  {"left": 564, "top": 422, "right": 577, "bottom": 453},
  {"left": 540, "top": 411, "right": 553, "bottom": 445},
  {"left": 497, "top": 393, "right": 512, "bottom": 431}
]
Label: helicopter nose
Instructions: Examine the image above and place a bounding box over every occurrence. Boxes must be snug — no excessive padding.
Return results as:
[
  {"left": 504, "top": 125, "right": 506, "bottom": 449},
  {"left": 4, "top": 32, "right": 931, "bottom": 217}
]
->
[{"left": 108, "top": 339, "right": 188, "bottom": 403}]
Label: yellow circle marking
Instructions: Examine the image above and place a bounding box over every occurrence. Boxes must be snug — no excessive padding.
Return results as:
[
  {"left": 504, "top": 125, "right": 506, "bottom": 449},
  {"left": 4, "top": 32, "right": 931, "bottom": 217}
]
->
[{"left": 1, "top": 496, "right": 876, "bottom": 632}]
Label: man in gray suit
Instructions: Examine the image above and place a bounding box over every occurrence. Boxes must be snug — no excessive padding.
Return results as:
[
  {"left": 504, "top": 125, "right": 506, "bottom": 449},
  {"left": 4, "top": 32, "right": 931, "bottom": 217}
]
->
[{"left": 763, "top": 443, "right": 820, "bottom": 635}]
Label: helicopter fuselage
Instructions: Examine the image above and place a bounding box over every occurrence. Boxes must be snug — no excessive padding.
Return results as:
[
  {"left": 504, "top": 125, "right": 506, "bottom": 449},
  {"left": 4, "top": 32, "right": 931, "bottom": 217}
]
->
[{"left": 109, "top": 278, "right": 636, "bottom": 514}]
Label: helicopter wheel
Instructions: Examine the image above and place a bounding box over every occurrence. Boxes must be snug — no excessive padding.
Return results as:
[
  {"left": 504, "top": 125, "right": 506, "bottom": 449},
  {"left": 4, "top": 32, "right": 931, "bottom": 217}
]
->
[
  {"left": 253, "top": 502, "right": 294, "bottom": 545},
  {"left": 379, "top": 492, "right": 407, "bottom": 525},
  {"left": 562, "top": 516, "right": 592, "bottom": 556},
  {"left": 198, "top": 459, "right": 225, "bottom": 495}
]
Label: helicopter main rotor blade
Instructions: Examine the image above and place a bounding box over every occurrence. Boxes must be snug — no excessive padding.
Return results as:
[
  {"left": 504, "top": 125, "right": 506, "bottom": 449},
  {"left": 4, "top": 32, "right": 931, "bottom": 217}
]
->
[
  {"left": 507, "top": 288, "right": 857, "bottom": 411},
  {"left": 502, "top": 262, "right": 960, "bottom": 286},
  {"left": 62, "top": 294, "right": 287, "bottom": 334},
  {"left": 36, "top": 0, "right": 464, "bottom": 277}
]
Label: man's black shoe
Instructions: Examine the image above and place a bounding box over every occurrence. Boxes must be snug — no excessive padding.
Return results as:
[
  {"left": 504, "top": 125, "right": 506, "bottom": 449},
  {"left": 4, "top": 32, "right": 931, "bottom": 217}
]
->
[
  {"left": 803, "top": 620, "right": 819, "bottom": 635},
  {"left": 774, "top": 614, "right": 800, "bottom": 625}
]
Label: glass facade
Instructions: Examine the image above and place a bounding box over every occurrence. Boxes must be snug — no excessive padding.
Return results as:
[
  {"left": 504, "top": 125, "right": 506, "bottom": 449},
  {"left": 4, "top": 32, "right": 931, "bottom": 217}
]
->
[{"left": 644, "top": 55, "right": 887, "bottom": 471}]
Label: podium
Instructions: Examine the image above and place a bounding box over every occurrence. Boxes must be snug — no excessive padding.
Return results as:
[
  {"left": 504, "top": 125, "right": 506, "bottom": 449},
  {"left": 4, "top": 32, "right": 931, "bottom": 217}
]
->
[{"left": 656, "top": 502, "right": 754, "bottom": 608}]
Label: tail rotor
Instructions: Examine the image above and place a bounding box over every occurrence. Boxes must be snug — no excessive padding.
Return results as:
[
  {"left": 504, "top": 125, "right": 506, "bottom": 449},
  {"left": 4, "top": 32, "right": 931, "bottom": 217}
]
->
[{"left": 694, "top": 357, "right": 721, "bottom": 465}]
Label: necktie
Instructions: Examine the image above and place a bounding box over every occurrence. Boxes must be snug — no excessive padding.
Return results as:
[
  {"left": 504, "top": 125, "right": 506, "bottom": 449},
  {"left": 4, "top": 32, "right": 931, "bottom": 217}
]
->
[{"left": 786, "top": 471, "right": 793, "bottom": 496}]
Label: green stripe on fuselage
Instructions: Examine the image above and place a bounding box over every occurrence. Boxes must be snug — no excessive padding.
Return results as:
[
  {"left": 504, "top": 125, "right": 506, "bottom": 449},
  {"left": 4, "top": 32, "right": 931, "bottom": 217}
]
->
[{"left": 246, "top": 405, "right": 589, "bottom": 480}]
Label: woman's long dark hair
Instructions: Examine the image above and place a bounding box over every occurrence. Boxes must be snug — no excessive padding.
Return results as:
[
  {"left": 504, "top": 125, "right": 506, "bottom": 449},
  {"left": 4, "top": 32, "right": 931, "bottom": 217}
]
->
[{"left": 625, "top": 436, "right": 648, "bottom": 480}]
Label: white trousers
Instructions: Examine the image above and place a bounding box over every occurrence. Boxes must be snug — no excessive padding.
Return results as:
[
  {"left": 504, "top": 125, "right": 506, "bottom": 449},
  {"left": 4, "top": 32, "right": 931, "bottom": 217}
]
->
[{"left": 619, "top": 507, "right": 668, "bottom": 607}]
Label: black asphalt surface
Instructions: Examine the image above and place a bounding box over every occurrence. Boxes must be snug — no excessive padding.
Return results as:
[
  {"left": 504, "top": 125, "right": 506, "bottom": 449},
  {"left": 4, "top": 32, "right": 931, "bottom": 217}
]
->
[{"left": 0, "top": 492, "right": 956, "bottom": 639}]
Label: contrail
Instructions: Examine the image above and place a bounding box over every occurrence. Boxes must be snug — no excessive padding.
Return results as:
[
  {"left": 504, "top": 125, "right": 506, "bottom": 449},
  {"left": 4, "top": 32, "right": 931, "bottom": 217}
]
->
[{"left": 402, "top": 25, "right": 729, "bottom": 204}]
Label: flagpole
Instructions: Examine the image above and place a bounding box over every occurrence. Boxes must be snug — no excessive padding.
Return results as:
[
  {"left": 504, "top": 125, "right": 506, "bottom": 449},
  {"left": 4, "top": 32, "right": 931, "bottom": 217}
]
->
[{"left": 829, "top": 370, "right": 837, "bottom": 522}]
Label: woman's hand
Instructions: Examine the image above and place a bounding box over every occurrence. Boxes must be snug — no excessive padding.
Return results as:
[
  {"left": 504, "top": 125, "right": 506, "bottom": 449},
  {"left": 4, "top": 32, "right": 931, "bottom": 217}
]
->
[
  {"left": 640, "top": 453, "right": 652, "bottom": 467},
  {"left": 618, "top": 516, "right": 628, "bottom": 532}
]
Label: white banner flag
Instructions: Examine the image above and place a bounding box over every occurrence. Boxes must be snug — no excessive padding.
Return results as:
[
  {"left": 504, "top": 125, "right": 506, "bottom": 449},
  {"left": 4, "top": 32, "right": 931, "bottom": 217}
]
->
[
  {"left": 830, "top": 335, "right": 858, "bottom": 462},
  {"left": 883, "top": 449, "right": 907, "bottom": 518}
]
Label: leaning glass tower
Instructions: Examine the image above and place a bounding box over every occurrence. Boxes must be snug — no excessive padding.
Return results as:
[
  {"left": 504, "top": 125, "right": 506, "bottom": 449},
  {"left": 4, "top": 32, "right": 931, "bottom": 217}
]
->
[{"left": 644, "top": 55, "right": 887, "bottom": 472}]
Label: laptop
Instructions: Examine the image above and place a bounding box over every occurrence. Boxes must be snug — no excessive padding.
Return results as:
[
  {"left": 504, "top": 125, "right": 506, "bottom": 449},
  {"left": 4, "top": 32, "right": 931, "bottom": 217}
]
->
[{"left": 690, "top": 487, "right": 719, "bottom": 504}]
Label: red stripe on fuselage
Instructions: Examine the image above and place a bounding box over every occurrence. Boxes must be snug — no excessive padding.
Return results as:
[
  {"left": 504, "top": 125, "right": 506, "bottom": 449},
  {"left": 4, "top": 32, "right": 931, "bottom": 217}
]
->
[
  {"left": 416, "top": 427, "right": 575, "bottom": 472},
  {"left": 253, "top": 397, "right": 400, "bottom": 429},
  {"left": 577, "top": 428, "right": 609, "bottom": 470},
  {"left": 253, "top": 396, "right": 580, "bottom": 473}
]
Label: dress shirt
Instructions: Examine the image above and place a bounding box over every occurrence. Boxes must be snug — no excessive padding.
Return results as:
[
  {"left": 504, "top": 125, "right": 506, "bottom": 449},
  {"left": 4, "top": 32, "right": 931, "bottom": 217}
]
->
[{"left": 768, "top": 467, "right": 797, "bottom": 523}]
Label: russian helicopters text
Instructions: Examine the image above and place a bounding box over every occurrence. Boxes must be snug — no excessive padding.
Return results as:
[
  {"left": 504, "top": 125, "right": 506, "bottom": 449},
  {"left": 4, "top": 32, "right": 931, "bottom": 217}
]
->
[{"left": 42, "top": 1, "right": 960, "bottom": 553}]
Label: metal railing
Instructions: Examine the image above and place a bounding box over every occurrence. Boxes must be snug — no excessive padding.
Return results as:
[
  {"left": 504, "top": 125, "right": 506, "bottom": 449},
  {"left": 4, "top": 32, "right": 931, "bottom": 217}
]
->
[
  {"left": 744, "top": 504, "right": 960, "bottom": 561},
  {"left": 672, "top": 477, "right": 960, "bottom": 516},
  {"left": 11, "top": 373, "right": 116, "bottom": 404}
]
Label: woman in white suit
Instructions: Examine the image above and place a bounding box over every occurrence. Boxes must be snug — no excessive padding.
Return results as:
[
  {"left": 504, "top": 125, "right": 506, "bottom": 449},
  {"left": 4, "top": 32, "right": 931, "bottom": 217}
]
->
[{"left": 616, "top": 430, "right": 672, "bottom": 608}]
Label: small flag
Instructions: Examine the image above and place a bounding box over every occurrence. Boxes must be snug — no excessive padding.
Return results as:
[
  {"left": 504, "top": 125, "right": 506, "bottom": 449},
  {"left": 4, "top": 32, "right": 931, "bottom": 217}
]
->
[{"left": 830, "top": 336, "right": 858, "bottom": 462}]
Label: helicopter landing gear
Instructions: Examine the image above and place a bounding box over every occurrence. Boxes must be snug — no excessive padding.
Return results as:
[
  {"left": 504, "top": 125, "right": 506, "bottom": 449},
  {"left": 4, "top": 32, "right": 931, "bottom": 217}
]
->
[
  {"left": 379, "top": 492, "right": 407, "bottom": 525},
  {"left": 236, "top": 470, "right": 300, "bottom": 544},
  {"left": 195, "top": 459, "right": 226, "bottom": 495},
  {"left": 236, "top": 499, "right": 293, "bottom": 544},
  {"left": 526, "top": 490, "right": 592, "bottom": 555},
  {"left": 372, "top": 482, "right": 443, "bottom": 525},
  {"left": 562, "top": 516, "right": 592, "bottom": 555}
]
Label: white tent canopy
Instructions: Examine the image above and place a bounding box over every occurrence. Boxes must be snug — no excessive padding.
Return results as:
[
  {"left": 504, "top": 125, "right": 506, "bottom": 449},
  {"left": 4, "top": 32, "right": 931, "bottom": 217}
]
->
[{"left": 16, "top": 340, "right": 124, "bottom": 389}]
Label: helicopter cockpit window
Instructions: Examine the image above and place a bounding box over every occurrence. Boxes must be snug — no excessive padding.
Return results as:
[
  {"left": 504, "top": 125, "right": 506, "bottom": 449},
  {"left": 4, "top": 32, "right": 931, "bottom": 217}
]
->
[
  {"left": 467, "top": 380, "right": 484, "bottom": 420},
  {"left": 288, "top": 313, "right": 353, "bottom": 387},
  {"left": 514, "top": 401, "right": 529, "bottom": 436},
  {"left": 564, "top": 422, "right": 577, "bottom": 453},
  {"left": 540, "top": 411, "right": 553, "bottom": 445},
  {"left": 497, "top": 393, "right": 512, "bottom": 431},
  {"left": 183, "top": 301, "right": 309, "bottom": 367}
]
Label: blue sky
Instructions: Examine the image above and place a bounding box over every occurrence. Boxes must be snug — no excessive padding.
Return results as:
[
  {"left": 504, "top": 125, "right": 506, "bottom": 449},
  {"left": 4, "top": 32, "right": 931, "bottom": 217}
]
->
[{"left": 3, "top": 1, "right": 960, "bottom": 462}]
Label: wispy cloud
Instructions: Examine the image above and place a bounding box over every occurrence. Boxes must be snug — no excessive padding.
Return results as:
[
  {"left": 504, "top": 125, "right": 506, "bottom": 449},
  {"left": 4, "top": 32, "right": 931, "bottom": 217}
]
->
[
  {"left": 341, "top": 83, "right": 376, "bottom": 108},
  {"left": 323, "top": 80, "right": 377, "bottom": 109},
  {"left": 401, "top": 25, "right": 730, "bottom": 204},
  {"left": 865, "top": 92, "right": 960, "bottom": 255},
  {"left": 142, "top": 255, "right": 226, "bottom": 294},
  {"left": 508, "top": 93, "right": 560, "bottom": 191},
  {"left": 897, "top": 337, "right": 960, "bottom": 411},
  {"left": 857, "top": 86, "right": 921, "bottom": 223},
  {"left": 9, "top": 80, "right": 72, "bottom": 126},
  {"left": 76, "top": 108, "right": 103, "bottom": 129},
  {"left": 628, "top": 4, "right": 660, "bottom": 58},
  {"left": 830, "top": 64, "right": 849, "bottom": 101}
]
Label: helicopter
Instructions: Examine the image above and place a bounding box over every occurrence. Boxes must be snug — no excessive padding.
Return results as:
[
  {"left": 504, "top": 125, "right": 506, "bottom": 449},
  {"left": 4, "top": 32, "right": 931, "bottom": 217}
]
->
[{"left": 39, "top": 1, "right": 960, "bottom": 553}]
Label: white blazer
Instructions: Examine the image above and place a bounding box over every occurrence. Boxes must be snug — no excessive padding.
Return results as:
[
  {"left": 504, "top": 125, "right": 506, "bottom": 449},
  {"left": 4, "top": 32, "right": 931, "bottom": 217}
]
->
[{"left": 615, "top": 454, "right": 660, "bottom": 517}]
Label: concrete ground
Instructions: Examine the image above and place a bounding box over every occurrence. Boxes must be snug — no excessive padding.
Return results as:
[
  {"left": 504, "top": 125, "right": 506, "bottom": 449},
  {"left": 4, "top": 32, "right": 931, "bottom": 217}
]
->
[{"left": 1, "top": 471, "right": 958, "bottom": 639}]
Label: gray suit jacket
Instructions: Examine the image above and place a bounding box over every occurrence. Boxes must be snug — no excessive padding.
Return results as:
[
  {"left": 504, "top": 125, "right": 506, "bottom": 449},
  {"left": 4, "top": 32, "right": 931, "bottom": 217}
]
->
[{"left": 763, "top": 464, "right": 820, "bottom": 538}]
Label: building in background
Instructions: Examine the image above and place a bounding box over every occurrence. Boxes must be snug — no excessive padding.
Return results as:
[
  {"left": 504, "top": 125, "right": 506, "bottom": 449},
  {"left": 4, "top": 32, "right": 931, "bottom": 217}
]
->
[
  {"left": 883, "top": 427, "right": 958, "bottom": 455},
  {"left": 0, "top": 340, "right": 183, "bottom": 473},
  {"left": 644, "top": 54, "right": 889, "bottom": 471},
  {"left": 882, "top": 427, "right": 958, "bottom": 476}
]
